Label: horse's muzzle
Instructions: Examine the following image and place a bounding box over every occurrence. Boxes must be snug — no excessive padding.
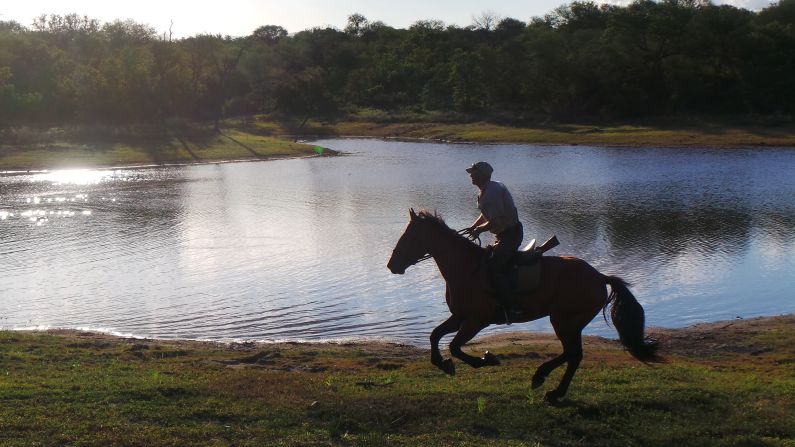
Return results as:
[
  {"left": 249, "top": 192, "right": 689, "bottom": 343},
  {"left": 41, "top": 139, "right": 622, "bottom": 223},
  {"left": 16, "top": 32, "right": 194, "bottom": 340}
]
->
[{"left": 386, "top": 260, "right": 405, "bottom": 274}]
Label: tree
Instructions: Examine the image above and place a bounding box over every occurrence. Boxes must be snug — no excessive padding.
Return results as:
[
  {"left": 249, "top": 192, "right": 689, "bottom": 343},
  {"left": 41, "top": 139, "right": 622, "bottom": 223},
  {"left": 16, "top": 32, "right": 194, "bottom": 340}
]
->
[
  {"left": 345, "top": 13, "right": 368, "bottom": 37},
  {"left": 448, "top": 48, "right": 485, "bottom": 111},
  {"left": 495, "top": 18, "right": 527, "bottom": 37},
  {"left": 274, "top": 66, "right": 338, "bottom": 134},
  {"left": 251, "top": 25, "right": 287, "bottom": 45},
  {"left": 102, "top": 19, "right": 156, "bottom": 48},
  {"left": 472, "top": 10, "right": 500, "bottom": 31},
  {"left": 0, "top": 20, "right": 26, "bottom": 33}
]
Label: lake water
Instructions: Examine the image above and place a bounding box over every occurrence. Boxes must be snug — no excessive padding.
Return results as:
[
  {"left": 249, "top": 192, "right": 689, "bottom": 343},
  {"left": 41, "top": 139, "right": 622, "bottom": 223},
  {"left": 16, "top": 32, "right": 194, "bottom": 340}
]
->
[{"left": 1, "top": 139, "right": 794, "bottom": 346}]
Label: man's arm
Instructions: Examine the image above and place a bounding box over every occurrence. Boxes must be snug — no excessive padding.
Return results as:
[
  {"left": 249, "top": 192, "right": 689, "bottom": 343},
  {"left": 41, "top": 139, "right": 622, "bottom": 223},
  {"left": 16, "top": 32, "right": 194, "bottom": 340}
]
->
[
  {"left": 471, "top": 213, "right": 486, "bottom": 229},
  {"left": 464, "top": 213, "right": 487, "bottom": 235},
  {"left": 472, "top": 215, "right": 508, "bottom": 236}
]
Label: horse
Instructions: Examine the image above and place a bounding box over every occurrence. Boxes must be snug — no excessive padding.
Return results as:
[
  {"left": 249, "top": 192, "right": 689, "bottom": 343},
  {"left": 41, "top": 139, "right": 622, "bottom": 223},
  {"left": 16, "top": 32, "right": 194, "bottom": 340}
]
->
[{"left": 387, "top": 209, "right": 659, "bottom": 402}]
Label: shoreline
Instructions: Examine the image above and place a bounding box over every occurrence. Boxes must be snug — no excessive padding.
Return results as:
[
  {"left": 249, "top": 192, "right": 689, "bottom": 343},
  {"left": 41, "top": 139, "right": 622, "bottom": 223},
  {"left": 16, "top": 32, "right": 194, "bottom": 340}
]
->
[
  {"left": 8, "top": 313, "right": 792, "bottom": 353},
  {"left": 2, "top": 121, "right": 794, "bottom": 172},
  {"left": 307, "top": 133, "right": 795, "bottom": 150},
  {"left": 0, "top": 151, "right": 338, "bottom": 176},
  {"left": 307, "top": 120, "right": 795, "bottom": 148},
  {"left": 0, "top": 128, "right": 336, "bottom": 172}
]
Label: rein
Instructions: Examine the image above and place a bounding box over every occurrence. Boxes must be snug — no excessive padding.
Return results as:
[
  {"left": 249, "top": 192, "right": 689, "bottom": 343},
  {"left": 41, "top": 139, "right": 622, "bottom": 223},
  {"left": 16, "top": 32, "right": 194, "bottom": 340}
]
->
[{"left": 415, "top": 229, "right": 480, "bottom": 264}]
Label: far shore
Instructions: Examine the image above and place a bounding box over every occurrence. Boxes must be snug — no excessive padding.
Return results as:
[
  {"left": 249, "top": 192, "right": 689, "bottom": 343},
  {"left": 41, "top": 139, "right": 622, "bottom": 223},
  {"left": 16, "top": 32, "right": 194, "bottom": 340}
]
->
[
  {"left": 0, "top": 128, "right": 335, "bottom": 172},
  {"left": 0, "top": 152, "right": 334, "bottom": 175},
  {"left": 1, "top": 314, "right": 793, "bottom": 445},
  {"left": 2, "top": 119, "right": 795, "bottom": 171},
  {"left": 307, "top": 120, "right": 795, "bottom": 148}
]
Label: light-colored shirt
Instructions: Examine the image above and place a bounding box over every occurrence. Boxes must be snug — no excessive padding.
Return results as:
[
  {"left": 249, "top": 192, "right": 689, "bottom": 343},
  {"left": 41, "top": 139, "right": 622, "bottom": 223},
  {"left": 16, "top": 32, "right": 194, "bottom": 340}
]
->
[{"left": 477, "top": 180, "right": 519, "bottom": 235}]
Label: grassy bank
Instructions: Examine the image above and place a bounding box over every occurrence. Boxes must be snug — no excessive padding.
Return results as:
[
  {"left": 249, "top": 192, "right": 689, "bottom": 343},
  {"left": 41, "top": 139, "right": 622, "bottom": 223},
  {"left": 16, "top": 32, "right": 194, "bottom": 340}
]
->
[
  {"left": 2, "top": 118, "right": 794, "bottom": 171},
  {"left": 292, "top": 120, "right": 795, "bottom": 147},
  {"left": 1, "top": 315, "right": 793, "bottom": 446},
  {"left": 0, "top": 128, "right": 322, "bottom": 171}
]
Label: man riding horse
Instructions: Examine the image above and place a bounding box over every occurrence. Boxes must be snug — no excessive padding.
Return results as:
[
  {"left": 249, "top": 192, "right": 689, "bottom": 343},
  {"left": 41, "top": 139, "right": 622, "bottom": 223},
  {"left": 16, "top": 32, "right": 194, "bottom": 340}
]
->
[
  {"left": 387, "top": 207, "right": 659, "bottom": 402},
  {"left": 462, "top": 161, "right": 523, "bottom": 323}
]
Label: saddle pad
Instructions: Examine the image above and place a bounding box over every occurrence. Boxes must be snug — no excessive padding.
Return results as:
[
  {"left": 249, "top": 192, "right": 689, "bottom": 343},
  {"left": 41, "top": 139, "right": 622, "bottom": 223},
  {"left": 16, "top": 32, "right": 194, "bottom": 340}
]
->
[{"left": 515, "top": 262, "right": 541, "bottom": 292}]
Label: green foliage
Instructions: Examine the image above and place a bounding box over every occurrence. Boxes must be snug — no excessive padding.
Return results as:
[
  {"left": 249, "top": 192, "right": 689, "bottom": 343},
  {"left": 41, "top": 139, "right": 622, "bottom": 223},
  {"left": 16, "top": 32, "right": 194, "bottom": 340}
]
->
[
  {"left": 476, "top": 396, "right": 487, "bottom": 414},
  {"left": 251, "top": 25, "right": 287, "bottom": 45},
  {"left": 0, "top": 2, "right": 794, "bottom": 130}
]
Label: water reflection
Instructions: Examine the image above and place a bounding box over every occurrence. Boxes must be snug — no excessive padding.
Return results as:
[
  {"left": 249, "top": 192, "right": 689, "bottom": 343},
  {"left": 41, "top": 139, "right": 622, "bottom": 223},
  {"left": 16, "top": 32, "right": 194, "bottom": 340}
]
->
[
  {"left": 1, "top": 141, "right": 794, "bottom": 345},
  {"left": 32, "top": 169, "right": 119, "bottom": 185}
]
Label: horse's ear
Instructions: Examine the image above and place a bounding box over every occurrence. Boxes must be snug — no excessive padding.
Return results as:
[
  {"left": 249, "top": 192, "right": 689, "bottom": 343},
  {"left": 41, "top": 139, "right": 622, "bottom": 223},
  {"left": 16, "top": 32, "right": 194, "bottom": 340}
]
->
[{"left": 409, "top": 208, "right": 417, "bottom": 220}]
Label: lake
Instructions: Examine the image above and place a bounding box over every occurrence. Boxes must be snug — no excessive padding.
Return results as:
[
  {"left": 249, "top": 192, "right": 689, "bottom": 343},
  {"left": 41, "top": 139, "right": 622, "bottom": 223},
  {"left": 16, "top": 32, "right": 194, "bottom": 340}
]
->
[{"left": 1, "top": 139, "right": 794, "bottom": 346}]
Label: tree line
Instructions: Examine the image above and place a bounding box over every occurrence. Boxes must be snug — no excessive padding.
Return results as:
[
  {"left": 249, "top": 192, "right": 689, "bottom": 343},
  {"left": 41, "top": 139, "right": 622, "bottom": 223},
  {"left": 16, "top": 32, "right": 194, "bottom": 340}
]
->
[{"left": 1, "top": 0, "right": 794, "bottom": 129}]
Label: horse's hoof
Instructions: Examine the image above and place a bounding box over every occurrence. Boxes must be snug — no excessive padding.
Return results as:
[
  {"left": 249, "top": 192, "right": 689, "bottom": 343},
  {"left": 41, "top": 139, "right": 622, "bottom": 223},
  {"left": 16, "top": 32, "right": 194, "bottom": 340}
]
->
[
  {"left": 531, "top": 375, "right": 545, "bottom": 389},
  {"left": 442, "top": 358, "right": 455, "bottom": 375},
  {"left": 544, "top": 390, "right": 562, "bottom": 404},
  {"left": 483, "top": 351, "right": 500, "bottom": 366}
]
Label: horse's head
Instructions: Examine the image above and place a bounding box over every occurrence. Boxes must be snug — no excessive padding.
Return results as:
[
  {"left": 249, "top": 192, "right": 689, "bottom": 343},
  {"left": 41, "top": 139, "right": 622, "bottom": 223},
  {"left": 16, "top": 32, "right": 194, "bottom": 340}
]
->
[{"left": 387, "top": 208, "right": 432, "bottom": 274}]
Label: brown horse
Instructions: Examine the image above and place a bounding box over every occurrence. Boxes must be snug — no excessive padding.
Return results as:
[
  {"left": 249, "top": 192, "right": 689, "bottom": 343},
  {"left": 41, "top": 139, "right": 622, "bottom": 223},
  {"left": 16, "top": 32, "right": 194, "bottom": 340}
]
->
[{"left": 387, "top": 209, "right": 658, "bottom": 402}]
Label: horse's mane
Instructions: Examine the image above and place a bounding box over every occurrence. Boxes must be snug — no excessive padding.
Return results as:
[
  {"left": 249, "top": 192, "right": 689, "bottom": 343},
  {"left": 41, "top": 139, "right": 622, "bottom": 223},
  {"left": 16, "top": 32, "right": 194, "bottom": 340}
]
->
[{"left": 416, "top": 209, "right": 485, "bottom": 256}]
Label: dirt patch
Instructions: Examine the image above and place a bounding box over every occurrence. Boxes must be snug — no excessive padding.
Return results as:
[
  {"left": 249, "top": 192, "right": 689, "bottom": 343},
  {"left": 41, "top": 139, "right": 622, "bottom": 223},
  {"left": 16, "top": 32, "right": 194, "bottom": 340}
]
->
[
  {"left": 653, "top": 314, "right": 795, "bottom": 358},
  {"left": 216, "top": 350, "right": 282, "bottom": 367}
]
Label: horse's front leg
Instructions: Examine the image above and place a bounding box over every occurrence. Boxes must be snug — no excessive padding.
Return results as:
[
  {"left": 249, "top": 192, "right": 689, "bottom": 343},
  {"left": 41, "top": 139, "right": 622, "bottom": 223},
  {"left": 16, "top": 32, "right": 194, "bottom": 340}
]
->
[
  {"left": 430, "top": 315, "right": 461, "bottom": 375},
  {"left": 449, "top": 320, "right": 499, "bottom": 368}
]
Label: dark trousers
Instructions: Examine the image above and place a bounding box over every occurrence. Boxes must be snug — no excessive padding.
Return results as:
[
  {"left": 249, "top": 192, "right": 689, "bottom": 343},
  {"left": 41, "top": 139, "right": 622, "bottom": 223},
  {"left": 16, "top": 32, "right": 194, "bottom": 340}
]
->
[{"left": 487, "top": 222, "right": 523, "bottom": 305}]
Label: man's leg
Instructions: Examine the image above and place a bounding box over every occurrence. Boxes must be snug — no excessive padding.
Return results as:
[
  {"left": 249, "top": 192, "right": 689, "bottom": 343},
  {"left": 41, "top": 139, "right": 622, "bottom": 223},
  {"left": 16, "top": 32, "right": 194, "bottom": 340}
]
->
[
  {"left": 488, "top": 224, "right": 523, "bottom": 324},
  {"left": 488, "top": 243, "right": 515, "bottom": 323}
]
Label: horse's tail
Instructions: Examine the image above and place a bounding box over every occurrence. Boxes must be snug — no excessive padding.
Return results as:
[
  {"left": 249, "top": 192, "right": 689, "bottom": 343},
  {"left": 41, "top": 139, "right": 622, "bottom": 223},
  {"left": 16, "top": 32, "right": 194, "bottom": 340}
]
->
[{"left": 603, "top": 275, "right": 660, "bottom": 362}]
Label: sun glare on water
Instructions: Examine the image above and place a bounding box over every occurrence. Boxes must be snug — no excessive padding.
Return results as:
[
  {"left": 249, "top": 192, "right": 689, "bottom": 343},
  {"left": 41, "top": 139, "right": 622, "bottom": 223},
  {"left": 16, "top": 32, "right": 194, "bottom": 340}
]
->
[
  {"left": 32, "top": 169, "right": 117, "bottom": 185},
  {"left": 0, "top": 169, "right": 119, "bottom": 227}
]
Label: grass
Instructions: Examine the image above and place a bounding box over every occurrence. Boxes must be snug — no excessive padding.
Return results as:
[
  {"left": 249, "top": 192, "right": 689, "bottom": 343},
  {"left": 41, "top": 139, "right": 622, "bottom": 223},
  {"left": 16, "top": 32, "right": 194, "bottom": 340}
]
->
[
  {"left": 0, "top": 128, "right": 321, "bottom": 171},
  {"left": 239, "top": 113, "right": 795, "bottom": 147},
  {"left": 1, "top": 315, "right": 793, "bottom": 446},
  {"left": 3, "top": 116, "right": 794, "bottom": 171},
  {"left": 317, "top": 121, "right": 795, "bottom": 147}
]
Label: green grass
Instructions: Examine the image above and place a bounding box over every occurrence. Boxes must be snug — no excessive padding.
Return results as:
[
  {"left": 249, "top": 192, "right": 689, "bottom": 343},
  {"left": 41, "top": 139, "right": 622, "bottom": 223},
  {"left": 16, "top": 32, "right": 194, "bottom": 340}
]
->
[
  {"left": 3, "top": 117, "right": 794, "bottom": 171},
  {"left": 190, "top": 115, "right": 795, "bottom": 147},
  {"left": 0, "top": 128, "right": 320, "bottom": 171},
  {"left": 321, "top": 121, "right": 795, "bottom": 147},
  {"left": 1, "top": 316, "right": 794, "bottom": 446}
]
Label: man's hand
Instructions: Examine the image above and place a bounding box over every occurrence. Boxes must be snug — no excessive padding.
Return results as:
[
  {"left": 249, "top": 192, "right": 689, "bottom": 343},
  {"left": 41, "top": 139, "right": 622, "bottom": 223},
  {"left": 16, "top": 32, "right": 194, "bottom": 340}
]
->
[{"left": 462, "top": 225, "right": 483, "bottom": 239}]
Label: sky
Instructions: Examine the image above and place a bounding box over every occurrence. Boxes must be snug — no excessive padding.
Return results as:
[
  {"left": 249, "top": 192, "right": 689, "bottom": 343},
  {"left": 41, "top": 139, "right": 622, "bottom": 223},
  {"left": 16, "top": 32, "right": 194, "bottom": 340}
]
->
[{"left": 0, "top": 0, "right": 780, "bottom": 38}]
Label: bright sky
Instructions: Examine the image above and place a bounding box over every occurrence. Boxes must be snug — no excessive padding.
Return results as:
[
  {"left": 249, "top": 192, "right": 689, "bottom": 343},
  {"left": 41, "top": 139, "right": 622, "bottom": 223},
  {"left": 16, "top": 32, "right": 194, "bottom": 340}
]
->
[{"left": 0, "top": 0, "right": 779, "bottom": 38}]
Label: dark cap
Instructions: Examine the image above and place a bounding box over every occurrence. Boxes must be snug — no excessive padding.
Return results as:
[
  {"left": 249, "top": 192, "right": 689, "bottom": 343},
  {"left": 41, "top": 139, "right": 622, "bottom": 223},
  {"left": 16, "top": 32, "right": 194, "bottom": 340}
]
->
[{"left": 465, "top": 161, "right": 493, "bottom": 175}]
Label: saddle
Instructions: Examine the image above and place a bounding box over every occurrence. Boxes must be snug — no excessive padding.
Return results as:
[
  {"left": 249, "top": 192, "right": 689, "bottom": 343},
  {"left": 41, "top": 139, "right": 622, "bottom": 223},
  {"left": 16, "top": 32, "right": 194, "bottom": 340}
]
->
[
  {"left": 508, "top": 235, "right": 559, "bottom": 293},
  {"left": 482, "top": 235, "right": 559, "bottom": 293},
  {"left": 481, "top": 235, "right": 558, "bottom": 325}
]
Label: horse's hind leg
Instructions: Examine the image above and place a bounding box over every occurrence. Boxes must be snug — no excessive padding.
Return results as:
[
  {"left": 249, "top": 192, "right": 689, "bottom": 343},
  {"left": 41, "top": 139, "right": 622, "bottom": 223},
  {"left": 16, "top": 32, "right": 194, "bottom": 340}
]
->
[
  {"left": 449, "top": 320, "right": 499, "bottom": 368},
  {"left": 544, "top": 328, "right": 584, "bottom": 403},
  {"left": 531, "top": 316, "right": 581, "bottom": 390},
  {"left": 430, "top": 315, "right": 461, "bottom": 375},
  {"left": 531, "top": 353, "right": 568, "bottom": 389}
]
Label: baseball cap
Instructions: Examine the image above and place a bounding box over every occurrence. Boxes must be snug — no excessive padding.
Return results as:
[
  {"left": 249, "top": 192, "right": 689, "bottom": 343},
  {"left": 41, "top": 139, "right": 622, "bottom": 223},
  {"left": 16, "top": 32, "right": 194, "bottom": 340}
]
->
[{"left": 465, "top": 161, "right": 493, "bottom": 175}]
